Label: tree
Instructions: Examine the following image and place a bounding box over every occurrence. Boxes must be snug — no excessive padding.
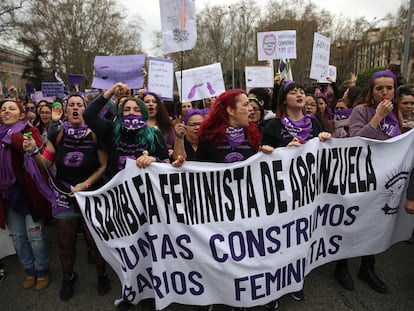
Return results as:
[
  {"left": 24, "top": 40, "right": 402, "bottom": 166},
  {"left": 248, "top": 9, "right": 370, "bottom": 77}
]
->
[
  {"left": 0, "top": 0, "right": 27, "bottom": 35},
  {"left": 15, "top": 0, "right": 144, "bottom": 88}
]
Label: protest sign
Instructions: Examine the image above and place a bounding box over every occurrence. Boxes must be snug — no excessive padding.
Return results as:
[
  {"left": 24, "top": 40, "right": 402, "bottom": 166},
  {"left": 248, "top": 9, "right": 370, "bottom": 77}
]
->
[
  {"left": 175, "top": 63, "right": 225, "bottom": 102},
  {"left": 76, "top": 131, "right": 414, "bottom": 309},
  {"left": 147, "top": 57, "right": 175, "bottom": 101},
  {"left": 245, "top": 66, "right": 274, "bottom": 89},
  {"left": 160, "top": 0, "right": 197, "bottom": 54},
  {"left": 92, "top": 55, "right": 146, "bottom": 90},
  {"left": 41, "top": 82, "right": 65, "bottom": 98},
  {"left": 310, "top": 33, "right": 331, "bottom": 80},
  {"left": 318, "top": 65, "right": 337, "bottom": 83},
  {"left": 257, "top": 30, "right": 296, "bottom": 61}
]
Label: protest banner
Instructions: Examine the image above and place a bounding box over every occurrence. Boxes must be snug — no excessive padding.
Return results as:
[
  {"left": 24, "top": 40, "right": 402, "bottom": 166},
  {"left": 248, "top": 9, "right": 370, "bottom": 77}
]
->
[
  {"left": 245, "top": 66, "right": 274, "bottom": 89},
  {"left": 147, "top": 57, "right": 175, "bottom": 101},
  {"left": 160, "top": 0, "right": 197, "bottom": 54},
  {"left": 310, "top": 33, "right": 331, "bottom": 80},
  {"left": 76, "top": 131, "right": 414, "bottom": 309},
  {"left": 41, "top": 82, "right": 65, "bottom": 98},
  {"left": 257, "top": 30, "right": 296, "bottom": 61},
  {"left": 92, "top": 55, "right": 146, "bottom": 90},
  {"left": 68, "top": 74, "right": 83, "bottom": 89},
  {"left": 175, "top": 63, "right": 225, "bottom": 102}
]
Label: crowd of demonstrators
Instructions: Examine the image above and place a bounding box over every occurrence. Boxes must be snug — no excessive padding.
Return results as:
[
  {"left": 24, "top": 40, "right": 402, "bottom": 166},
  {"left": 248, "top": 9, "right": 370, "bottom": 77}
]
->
[{"left": 2, "top": 64, "right": 414, "bottom": 311}]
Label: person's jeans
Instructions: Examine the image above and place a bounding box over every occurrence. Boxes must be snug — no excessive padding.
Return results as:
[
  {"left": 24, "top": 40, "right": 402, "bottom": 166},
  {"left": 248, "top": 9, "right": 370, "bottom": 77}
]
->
[{"left": 6, "top": 207, "right": 49, "bottom": 277}]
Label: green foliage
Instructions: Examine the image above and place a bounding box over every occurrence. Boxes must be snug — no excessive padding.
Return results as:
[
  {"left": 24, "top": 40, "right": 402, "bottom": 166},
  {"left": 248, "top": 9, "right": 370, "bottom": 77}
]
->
[{"left": 356, "top": 67, "right": 385, "bottom": 88}]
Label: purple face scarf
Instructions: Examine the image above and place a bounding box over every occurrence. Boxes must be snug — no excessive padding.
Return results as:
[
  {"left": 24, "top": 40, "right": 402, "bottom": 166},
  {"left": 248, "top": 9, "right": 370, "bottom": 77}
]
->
[
  {"left": 334, "top": 108, "right": 353, "bottom": 121},
  {"left": 121, "top": 114, "right": 147, "bottom": 131},
  {"left": 281, "top": 114, "right": 313, "bottom": 142},
  {"left": 0, "top": 121, "right": 26, "bottom": 198},
  {"left": 63, "top": 122, "right": 88, "bottom": 139},
  {"left": 370, "top": 106, "right": 401, "bottom": 137},
  {"left": 226, "top": 127, "right": 245, "bottom": 148}
]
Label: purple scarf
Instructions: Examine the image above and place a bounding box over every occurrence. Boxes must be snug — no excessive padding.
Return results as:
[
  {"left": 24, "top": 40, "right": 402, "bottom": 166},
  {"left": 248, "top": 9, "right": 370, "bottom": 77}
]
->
[
  {"left": 121, "top": 114, "right": 147, "bottom": 131},
  {"left": 334, "top": 108, "right": 353, "bottom": 121},
  {"left": 24, "top": 154, "right": 56, "bottom": 206},
  {"left": 226, "top": 127, "right": 245, "bottom": 148},
  {"left": 63, "top": 122, "right": 88, "bottom": 139},
  {"left": 281, "top": 114, "right": 313, "bottom": 142},
  {"left": 0, "top": 121, "right": 26, "bottom": 198},
  {"left": 370, "top": 106, "right": 401, "bottom": 137}
]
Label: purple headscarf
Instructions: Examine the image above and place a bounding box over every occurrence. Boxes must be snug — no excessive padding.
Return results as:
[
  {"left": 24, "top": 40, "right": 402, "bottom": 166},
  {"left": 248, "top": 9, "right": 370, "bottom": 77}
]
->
[{"left": 370, "top": 70, "right": 397, "bottom": 87}]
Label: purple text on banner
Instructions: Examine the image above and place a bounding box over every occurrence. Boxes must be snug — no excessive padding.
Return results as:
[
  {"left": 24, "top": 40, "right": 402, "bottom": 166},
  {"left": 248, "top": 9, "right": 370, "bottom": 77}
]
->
[{"left": 41, "top": 82, "right": 65, "bottom": 98}]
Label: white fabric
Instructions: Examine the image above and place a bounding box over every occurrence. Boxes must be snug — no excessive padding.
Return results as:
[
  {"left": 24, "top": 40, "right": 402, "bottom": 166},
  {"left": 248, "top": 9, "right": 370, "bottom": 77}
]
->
[
  {"left": 0, "top": 226, "right": 15, "bottom": 259},
  {"left": 76, "top": 131, "right": 414, "bottom": 309}
]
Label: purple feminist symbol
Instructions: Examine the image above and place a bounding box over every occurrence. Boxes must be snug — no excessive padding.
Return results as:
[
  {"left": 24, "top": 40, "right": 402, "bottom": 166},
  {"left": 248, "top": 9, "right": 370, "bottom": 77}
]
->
[
  {"left": 187, "top": 83, "right": 204, "bottom": 99},
  {"left": 206, "top": 82, "right": 216, "bottom": 95}
]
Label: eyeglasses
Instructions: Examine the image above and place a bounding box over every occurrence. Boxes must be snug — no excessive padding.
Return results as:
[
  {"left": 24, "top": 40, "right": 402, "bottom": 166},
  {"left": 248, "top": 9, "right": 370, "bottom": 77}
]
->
[
  {"left": 40, "top": 111, "right": 52, "bottom": 115},
  {"left": 305, "top": 102, "right": 317, "bottom": 107},
  {"left": 401, "top": 101, "right": 414, "bottom": 106},
  {"left": 187, "top": 122, "right": 202, "bottom": 127}
]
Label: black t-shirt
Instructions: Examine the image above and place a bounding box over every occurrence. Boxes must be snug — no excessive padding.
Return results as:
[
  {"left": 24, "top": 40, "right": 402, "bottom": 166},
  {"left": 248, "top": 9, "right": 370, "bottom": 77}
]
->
[
  {"left": 51, "top": 129, "right": 107, "bottom": 186},
  {"left": 262, "top": 118, "right": 323, "bottom": 148},
  {"left": 196, "top": 138, "right": 257, "bottom": 163}
]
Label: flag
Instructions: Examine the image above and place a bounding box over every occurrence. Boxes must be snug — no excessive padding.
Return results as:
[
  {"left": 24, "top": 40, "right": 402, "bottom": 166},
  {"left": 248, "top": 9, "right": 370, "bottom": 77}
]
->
[
  {"left": 278, "top": 59, "right": 293, "bottom": 82},
  {"left": 160, "top": 0, "right": 197, "bottom": 54}
]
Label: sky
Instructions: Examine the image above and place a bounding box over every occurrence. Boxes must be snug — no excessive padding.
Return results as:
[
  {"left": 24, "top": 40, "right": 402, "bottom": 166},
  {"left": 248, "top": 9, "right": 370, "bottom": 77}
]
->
[{"left": 119, "top": 0, "right": 405, "bottom": 55}]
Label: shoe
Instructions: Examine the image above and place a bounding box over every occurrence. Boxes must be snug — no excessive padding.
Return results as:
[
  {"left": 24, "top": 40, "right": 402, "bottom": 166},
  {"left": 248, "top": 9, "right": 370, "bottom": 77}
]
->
[
  {"left": 97, "top": 273, "right": 110, "bottom": 295},
  {"left": 23, "top": 275, "right": 36, "bottom": 289},
  {"left": 35, "top": 275, "right": 50, "bottom": 290},
  {"left": 117, "top": 301, "right": 132, "bottom": 311},
  {"left": 0, "top": 269, "right": 5, "bottom": 282},
  {"left": 290, "top": 289, "right": 305, "bottom": 301},
  {"left": 265, "top": 299, "right": 279, "bottom": 309},
  {"left": 358, "top": 267, "right": 388, "bottom": 293},
  {"left": 60, "top": 272, "right": 78, "bottom": 301},
  {"left": 335, "top": 268, "right": 355, "bottom": 291}
]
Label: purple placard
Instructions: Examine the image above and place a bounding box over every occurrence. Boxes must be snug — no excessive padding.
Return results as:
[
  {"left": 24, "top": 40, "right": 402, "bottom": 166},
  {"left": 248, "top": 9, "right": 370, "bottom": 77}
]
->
[
  {"left": 25, "top": 83, "right": 35, "bottom": 94},
  {"left": 68, "top": 74, "right": 83, "bottom": 87},
  {"left": 92, "top": 54, "right": 146, "bottom": 89},
  {"left": 41, "top": 82, "right": 65, "bottom": 98}
]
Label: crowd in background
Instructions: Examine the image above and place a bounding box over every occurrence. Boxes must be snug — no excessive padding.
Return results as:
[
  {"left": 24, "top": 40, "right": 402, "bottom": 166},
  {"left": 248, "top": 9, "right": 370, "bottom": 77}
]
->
[{"left": 1, "top": 63, "right": 414, "bottom": 311}]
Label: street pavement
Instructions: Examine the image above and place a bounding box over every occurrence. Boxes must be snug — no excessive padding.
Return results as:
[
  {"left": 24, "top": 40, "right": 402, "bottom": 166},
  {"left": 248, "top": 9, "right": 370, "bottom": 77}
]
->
[{"left": 0, "top": 224, "right": 414, "bottom": 311}]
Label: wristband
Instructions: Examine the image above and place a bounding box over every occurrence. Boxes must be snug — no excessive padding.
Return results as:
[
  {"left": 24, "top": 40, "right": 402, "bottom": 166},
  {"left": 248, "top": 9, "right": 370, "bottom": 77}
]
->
[{"left": 30, "top": 147, "right": 39, "bottom": 157}]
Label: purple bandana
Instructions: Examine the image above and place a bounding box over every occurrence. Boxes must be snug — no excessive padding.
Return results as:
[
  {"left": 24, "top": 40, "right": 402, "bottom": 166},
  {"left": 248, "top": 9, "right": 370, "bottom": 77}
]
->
[
  {"left": 281, "top": 114, "right": 313, "bottom": 142},
  {"left": 370, "top": 107, "right": 401, "bottom": 137},
  {"left": 334, "top": 108, "right": 353, "bottom": 121},
  {"left": 0, "top": 121, "right": 26, "bottom": 198},
  {"left": 63, "top": 122, "right": 88, "bottom": 139},
  {"left": 226, "top": 127, "right": 245, "bottom": 148},
  {"left": 121, "top": 114, "right": 147, "bottom": 131}
]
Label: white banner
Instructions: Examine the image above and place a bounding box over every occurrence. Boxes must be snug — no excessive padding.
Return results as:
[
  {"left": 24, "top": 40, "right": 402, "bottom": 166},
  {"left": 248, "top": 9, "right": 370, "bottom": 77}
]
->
[
  {"left": 310, "top": 33, "right": 331, "bottom": 80},
  {"left": 175, "top": 63, "right": 225, "bottom": 102},
  {"left": 160, "top": 0, "right": 197, "bottom": 54},
  {"left": 318, "top": 65, "right": 337, "bottom": 83},
  {"left": 257, "top": 30, "right": 297, "bottom": 61},
  {"left": 76, "top": 132, "right": 414, "bottom": 309}
]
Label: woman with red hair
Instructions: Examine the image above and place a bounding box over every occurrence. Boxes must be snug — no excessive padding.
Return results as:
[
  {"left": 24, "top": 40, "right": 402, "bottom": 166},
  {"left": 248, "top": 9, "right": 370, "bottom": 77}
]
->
[{"left": 196, "top": 89, "right": 269, "bottom": 163}]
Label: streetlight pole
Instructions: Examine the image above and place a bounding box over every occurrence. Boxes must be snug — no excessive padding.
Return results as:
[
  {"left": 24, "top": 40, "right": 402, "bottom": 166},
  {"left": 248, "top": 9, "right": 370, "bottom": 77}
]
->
[{"left": 403, "top": 0, "right": 414, "bottom": 81}]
